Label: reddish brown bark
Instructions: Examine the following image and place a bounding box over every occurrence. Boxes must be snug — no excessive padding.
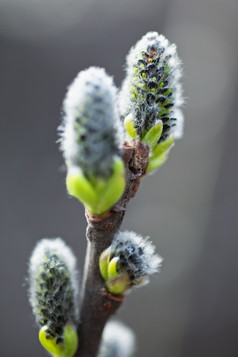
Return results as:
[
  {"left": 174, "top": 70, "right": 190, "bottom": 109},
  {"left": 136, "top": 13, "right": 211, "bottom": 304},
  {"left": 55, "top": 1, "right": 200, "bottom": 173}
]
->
[{"left": 75, "top": 140, "right": 149, "bottom": 357}]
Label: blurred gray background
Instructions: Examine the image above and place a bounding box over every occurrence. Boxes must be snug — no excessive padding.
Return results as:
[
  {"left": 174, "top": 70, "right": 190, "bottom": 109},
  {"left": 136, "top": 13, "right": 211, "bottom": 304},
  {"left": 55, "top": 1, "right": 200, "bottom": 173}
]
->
[{"left": 0, "top": 0, "right": 238, "bottom": 356}]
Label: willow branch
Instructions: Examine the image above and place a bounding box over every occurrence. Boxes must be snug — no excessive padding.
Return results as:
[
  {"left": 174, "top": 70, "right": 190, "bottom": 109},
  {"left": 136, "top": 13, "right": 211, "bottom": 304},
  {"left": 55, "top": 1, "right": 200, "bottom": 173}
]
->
[{"left": 75, "top": 140, "right": 149, "bottom": 357}]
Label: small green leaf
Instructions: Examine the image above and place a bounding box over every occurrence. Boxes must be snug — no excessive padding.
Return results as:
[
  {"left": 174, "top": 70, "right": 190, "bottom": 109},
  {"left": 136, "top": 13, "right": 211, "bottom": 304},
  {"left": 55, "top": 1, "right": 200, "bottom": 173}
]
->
[
  {"left": 66, "top": 157, "right": 125, "bottom": 216},
  {"left": 94, "top": 158, "right": 125, "bottom": 215},
  {"left": 106, "top": 272, "right": 130, "bottom": 295},
  {"left": 147, "top": 152, "right": 167, "bottom": 173},
  {"left": 39, "top": 325, "right": 78, "bottom": 357},
  {"left": 99, "top": 248, "right": 111, "bottom": 281},
  {"left": 39, "top": 326, "right": 64, "bottom": 357},
  {"left": 146, "top": 136, "right": 174, "bottom": 173},
  {"left": 152, "top": 136, "right": 174, "bottom": 157},
  {"left": 107, "top": 257, "right": 120, "bottom": 280},
  {"left": 124, "top": 114, "right": 138, "bottom": 139},
  {"left": 142, "top": 121, "right": 163, "bottom": 149},
  {"left": 66, "top": 171, "right": 98, "bottom": 208},
  {"left": 64, "top": 324, "right": 78, "bottom": 357}
]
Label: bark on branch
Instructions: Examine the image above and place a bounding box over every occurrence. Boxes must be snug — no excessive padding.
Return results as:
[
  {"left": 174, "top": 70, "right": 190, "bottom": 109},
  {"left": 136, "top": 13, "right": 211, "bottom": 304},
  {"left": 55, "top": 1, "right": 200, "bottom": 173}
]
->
[{"left": 75, "top": 140, "right": 149, "bottom": 357}]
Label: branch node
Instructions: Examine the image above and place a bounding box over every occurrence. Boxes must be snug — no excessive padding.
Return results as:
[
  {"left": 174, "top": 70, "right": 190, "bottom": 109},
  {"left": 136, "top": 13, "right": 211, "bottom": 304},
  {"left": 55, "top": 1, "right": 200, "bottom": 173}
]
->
[{"left": 101, "top": 288, "right": 125, "bottom": 302}]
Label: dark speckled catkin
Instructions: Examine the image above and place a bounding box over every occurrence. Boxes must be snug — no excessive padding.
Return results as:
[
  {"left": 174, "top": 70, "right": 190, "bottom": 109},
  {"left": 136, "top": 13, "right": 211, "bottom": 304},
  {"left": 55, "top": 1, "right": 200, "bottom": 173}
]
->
[
  {"left": 29, "top": 238, "right": 78, "bottom": 343},
  {"left": 120, "top": 32, "right": 184, "bottom": 142}
]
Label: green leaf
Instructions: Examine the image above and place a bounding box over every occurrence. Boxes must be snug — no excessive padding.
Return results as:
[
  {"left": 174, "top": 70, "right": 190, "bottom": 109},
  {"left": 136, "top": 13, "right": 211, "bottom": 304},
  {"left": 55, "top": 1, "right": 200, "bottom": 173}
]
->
[
  {"left": 66, "top": 171, "right": 98, "bottom": 208},
  {"left": 107, "top": 257, "right": 120, "bottom": 280},
  {"left": 152, "top": 136, "right": 174, "bottom": 157},
  {"left": 63, "top": 324, "right": 78, "bottom": 357},
  {"left": 124, "top": 114, "right": 138, "bottom": 139},
  {"left": 146, "top": 136, "right": 174, "bottom": 173},
  {"left": 66, "top": 157, "right": 125, "bottom": 216},
  {"left": 94, "top": 158, "right": 125, "bottom": 215},
  {"left": 147, "top": 152, "right": 167, "bottom": 173},
  {"left": 39, "top": 326, "right": 64, "bottom": 357},
  {"left": 99, "top": 248, "right": 111, "bottom": 281},
  {"left": 39, "top": 325, "right": 78, "bottom": 357},
  {"left": 142, "top": 121, "right": 163, "bottom": 149},
  {"left": 106, "top": 272, "right": 130, "bottom": 295}
]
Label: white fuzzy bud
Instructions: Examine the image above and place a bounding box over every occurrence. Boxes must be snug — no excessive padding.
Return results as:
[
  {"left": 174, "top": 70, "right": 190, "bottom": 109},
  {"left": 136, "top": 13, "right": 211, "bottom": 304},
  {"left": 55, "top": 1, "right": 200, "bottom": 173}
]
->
[
  {"left": 98, "top": 320, "right": 136, "bottom": 357},
  {"left": 28, "top": 238, "right": 79, "bottom": 343},
  {"left": 111, "top": 231, "right": 162, "bottom": 285},
  {"left": 120, "top": 32, "right": 184, "bottom": 141},
  {"left": 60, "top": 67, "right": 124, "bottom": 179}
]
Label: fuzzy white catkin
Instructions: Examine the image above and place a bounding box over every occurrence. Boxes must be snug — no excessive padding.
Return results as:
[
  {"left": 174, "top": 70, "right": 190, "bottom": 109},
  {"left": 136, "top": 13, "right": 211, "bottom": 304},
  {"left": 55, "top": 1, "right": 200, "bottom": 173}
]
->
[
  {"left": 60, "top": 67, "right": 124, "bottom": 179},
  {"left": 111, "top": 231, "right": 163, "bottom": 284},
  {"left": 98, "top": 320, "right": 136, "bottom": 357},
  {"left": 29, "top": 238, "right": 77, "bottom": 279},
  {"left": 29, "top": 238, "right": 79, "bottom": 341},
  {"left": 120, "top": 32, "right": 184, "bottom": 141}
]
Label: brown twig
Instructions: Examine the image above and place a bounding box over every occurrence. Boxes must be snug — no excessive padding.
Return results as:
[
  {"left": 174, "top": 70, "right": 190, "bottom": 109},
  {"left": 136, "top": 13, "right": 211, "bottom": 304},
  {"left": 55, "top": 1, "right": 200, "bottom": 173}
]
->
[{"left": 75, "top": 140, "right": 149, "bottom": 357}]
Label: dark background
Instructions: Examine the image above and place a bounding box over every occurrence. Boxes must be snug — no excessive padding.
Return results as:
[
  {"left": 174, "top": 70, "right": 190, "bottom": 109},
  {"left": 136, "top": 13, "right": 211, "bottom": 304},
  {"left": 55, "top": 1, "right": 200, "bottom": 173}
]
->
[{"left": 1, "top": 0, "right": 238, "bottom": 356}]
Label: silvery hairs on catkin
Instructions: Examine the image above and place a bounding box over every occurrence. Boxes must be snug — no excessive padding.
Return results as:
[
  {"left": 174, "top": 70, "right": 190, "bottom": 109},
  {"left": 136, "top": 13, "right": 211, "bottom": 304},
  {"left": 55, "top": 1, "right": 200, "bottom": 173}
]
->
[
  {"left": 111, "top": 231, "right": 162, "bottom": 284},
  {"left": 29, "top": 238, "right": 79, "bottom": 343},
  {"left": 120, "top": 31, "right": 184, "bottom": 141},
  {"left": 98, "top": 320, "right": 136, "bottom": 357},
  {"left": 61, "top": 67, "right": 124, "bottom": 180}
]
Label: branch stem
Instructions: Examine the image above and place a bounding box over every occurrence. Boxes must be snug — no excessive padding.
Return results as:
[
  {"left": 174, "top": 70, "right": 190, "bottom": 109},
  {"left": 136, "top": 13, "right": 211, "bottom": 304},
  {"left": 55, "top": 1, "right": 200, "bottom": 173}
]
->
[{"left": 75, "top": 141, "right": 149, "bottom": 357}]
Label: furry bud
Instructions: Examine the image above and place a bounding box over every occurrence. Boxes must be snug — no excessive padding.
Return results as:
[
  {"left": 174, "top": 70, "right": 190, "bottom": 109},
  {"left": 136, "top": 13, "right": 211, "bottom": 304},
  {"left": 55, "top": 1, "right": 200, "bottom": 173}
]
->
[
  {"left": 120, "top": 32, "right": 184, "bottom": 142},
  {"left": 61, "top": 66, "right": 123, "bottom": 179},
  {"left": 98, "top": 320, "right": 136, "bottom": 357},
  {"left": 60, "top": 67, "right": 126, "bottom": 215},
  {"left": 120, "top": 32, "right": 184, "bottom": 171},
  {"left": 28, "top": 238, "right": 78, "bottom": 352},
  {"left": 99, "top": 231, "right": 162, "bottom": 294}
]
